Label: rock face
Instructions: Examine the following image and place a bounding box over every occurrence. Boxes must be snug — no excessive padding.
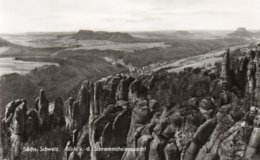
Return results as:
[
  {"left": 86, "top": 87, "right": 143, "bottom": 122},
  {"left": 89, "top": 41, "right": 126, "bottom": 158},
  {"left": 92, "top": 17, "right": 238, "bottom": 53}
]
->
[
  {"left": 49, "top": 97, "right": 65, "bottom": 129},
  {"left": 220, "top": 49, "right": 231, "bottom": 90},
  {"left": 77, "top": 81, "right": 91, "bottom": 126},
  {"left": 36, "top": 89, "right": 50, "bottom": 131},
  {"left": 255, "top": 46, "right": 260, "bottom": 107},
  {"left": 10, "top": 102, "right": 27, "bottom": 159},
  {"left": 2, "top": 44, "right": 260, "bottom": 160},
  {"left": 25, "top": 109, "right": 39, "bottom": 140},
  {"left": 1, "top": 90, "right": 65, "bottom": 160},
  {"left": 88, "top": 74, "right": 132, "bottom": 160}
]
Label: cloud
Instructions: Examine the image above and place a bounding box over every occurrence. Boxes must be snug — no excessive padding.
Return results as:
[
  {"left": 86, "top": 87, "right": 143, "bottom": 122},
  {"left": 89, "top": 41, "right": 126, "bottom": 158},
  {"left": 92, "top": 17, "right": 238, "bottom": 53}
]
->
[{"left": 0, "top": 0, "right": 259, "bottom": 33}]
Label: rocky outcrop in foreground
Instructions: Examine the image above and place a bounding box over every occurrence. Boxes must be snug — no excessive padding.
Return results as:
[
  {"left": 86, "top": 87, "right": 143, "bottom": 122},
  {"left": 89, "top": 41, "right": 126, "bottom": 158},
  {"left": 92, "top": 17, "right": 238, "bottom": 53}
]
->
[{"left": 1, "top": 44, "right": 260, "bottom": 160}]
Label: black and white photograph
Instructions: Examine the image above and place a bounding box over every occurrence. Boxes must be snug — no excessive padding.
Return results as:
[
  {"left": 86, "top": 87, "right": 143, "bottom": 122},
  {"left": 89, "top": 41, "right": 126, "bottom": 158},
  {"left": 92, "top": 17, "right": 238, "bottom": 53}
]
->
[{"left": 0, "top": 0, "right": 260, "bottom": 160}]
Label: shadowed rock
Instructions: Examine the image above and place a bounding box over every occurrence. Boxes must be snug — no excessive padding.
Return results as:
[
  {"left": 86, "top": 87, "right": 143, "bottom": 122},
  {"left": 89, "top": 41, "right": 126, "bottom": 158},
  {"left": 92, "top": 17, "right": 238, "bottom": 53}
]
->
[
  {"left": 72, "top": 101, "right": 81, "bottom": 131},
  {"left": 149, "top": 134, "right": 167, "bottom": 160},
  {"left": 164, "top": 139, "right": 180, "bottom": 160},
  {"left": 93, "top": 79, "right": 106, "bottom": 116},
  {"left": 36, "top": 89, "right": 49, "bottom": 132},
  {"left": 116, "top": 76, "right": 135, "bottom": 101},
  {"left": 247, "top": 59, "right": 257, "bottom": 105},
  {"left": 121, "top": 134, "right": 153, "bottom": 160},
  {"left": 199, "top": 97, "right": 216, "bottom": 120},
  {"left": 3, "top": 100, "right": 23, "bottom": 127},
  {"left": 10, "top": 102, "right": 27, "bottom": 160},
  {"left": 77, "top": 81, "right": 91, "bottom": 127},
  {"left": 49, "top": 97, "right": 65, "bottom": 129},
  {"left": 106, "top": 75, "right": 122, "bottom": 105},
  {"left": 25, "top": 109, "right": 39, "bottom": 140},
  {"left": 12, "top": 102, "right": 27, "bottom": 136},
  {"left": 220, "top": 49, "right": 231, "bottom": 90},
  {"left": 65, "top": 97, "right": 75, "bottom": 131},
  {"left": 193, "top": 102, "right": 249, "bottom": 160},
  {"left": 245, "top": 114, "right": 260, "bottom": 160}
]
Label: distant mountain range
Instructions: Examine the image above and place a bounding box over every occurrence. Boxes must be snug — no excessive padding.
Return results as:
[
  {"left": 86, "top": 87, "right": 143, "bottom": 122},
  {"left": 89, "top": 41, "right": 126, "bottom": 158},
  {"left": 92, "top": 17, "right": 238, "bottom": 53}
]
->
[
  {"left": 228, "top": 27, "right": 260, "bottom": 39},
  {"left": 72, "top": 30, "right": 142, "bottom": 43}
]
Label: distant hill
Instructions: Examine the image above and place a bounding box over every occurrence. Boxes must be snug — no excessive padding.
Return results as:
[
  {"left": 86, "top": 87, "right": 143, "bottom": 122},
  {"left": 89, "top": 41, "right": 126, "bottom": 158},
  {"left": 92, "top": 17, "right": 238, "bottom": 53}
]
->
[
  {"left": 175, "top": 31, "right": 191, "bottom": 35},
  {"left": 0, "top": 37, "right": 65, "bottom": 57},
  {"left": 0, "top": 37, "right": 11, "bottom": 47},
  {"left": 72, "top": 30, "right": 140, "bottom": 43},
  {"left": 228, "top": 27, "right": 260, "bottom": 39},
  {"left": 228, "top": 27, "right": 253, "bottom": 38}
]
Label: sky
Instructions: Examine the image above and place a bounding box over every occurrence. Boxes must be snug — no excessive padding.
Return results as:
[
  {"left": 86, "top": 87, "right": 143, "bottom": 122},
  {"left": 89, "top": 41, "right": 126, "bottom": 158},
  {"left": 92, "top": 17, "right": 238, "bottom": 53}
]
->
[{"left": 0, "top": 0, "right": 259, "bottom": 33}]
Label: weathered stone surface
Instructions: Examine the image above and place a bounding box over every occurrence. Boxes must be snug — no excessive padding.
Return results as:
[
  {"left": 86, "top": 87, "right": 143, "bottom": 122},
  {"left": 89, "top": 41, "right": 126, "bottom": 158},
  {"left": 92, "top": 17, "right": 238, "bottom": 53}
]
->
[
  {"left": 218, "top": 121, "right": 251, "bottom": 160},
  {"left": 184, "top": 118, "right": 217, "bottom": 160},
  {"left": 36, "top": 89, "right": 49, "bottom": 131},
  {"left": 106, "top": 75, "right": 122, "bottom": 104},
  {"left": 72, "top": 101, "right": 81, "bottom": 130},
  {"left": 25, "top": 109, "right": 39, "bottom": 140},
  {"left": 132, "top": 99, "right": 150, "bottom": 124},
  {"left": 4, "top": 44, "right": 260, "bottom": 160},
  {"left": 194, "top": 101, "right": 251, "bottom": 160},
  {"left": 89, "top": 108, "right": 131, "bottom": 160},
  {"left": 77, "top": 81, "right": 91, "bottom": 126},
  {"left": 65, "top": 97, "right": 75, "bottom": 131},
  {"left": 3, "top": 100, "right": 23, "bottom": 128},
  {"left": 4, "top": 100, "right": 22, "bottom": 119},
  {"left": 49, "top": 97, "right": 65, "bottom": 129},
  {"left": 12, "top": 102, "right": 27, "bottom": 136},
  {"left": 174, "top": 106, "right": 203, "bottom": 159},
  {"left": 93, "top": 78, "right": 107, "bottom": 116},
  {"left": 199, "top": 97, "right": 216, "bottom": 120},
  {"left": 10, "top": 101, "right": 27, "bottom": 160},
  {"left": 245, "top": 114, "right": 260, "bottom": 160},
  {"left": 220, "top": 49, "right": 231, "bottom": 90},
  {"left": 112, "top": 109, "right": 132, "bottom": 147},
  {"left": 121, "top": 134, "right": 153, "bottom": 160},
  {"left": 116, "top": 76, "right": 135, "bottom": 101},
  {"left": 148, "top": 134, "right": 167, "bottom": 160}
]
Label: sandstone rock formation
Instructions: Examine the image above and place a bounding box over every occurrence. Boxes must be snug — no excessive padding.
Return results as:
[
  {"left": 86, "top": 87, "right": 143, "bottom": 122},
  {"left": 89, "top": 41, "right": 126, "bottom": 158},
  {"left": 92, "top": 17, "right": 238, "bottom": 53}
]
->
[
  {"left": 220, "top": 49, "right": 231, "bottom": 90},
  {"left": 1, "top": 90, "right": 66, "bottom": 160},
  {"left": 25, "top": 109, "right": 39, "bottom": 140},
  {"left": 49, "top": 97, "right": 65, "bottom": 129},
  {"left": 36, "top": 89, "right": 49, "bottom": 132},
  {"left": 2, "top": 44, "right": 260, "bottom": 160}
]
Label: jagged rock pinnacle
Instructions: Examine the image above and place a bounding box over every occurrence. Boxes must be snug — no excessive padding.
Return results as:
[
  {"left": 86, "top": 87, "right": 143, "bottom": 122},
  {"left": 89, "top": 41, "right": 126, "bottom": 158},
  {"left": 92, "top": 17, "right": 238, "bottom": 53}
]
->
[{"left": 220, "top": 49, "right": 230, "bottom": 80}]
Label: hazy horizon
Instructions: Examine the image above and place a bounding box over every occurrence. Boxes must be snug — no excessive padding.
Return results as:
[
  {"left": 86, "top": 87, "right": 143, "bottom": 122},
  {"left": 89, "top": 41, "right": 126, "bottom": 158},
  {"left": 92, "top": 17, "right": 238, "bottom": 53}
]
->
[
  {"left": 0, "top": 0, "right": 259, "bottom": 33},
  {"left": 0, "top": 29, "right": 253, "bottom": 35}
]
